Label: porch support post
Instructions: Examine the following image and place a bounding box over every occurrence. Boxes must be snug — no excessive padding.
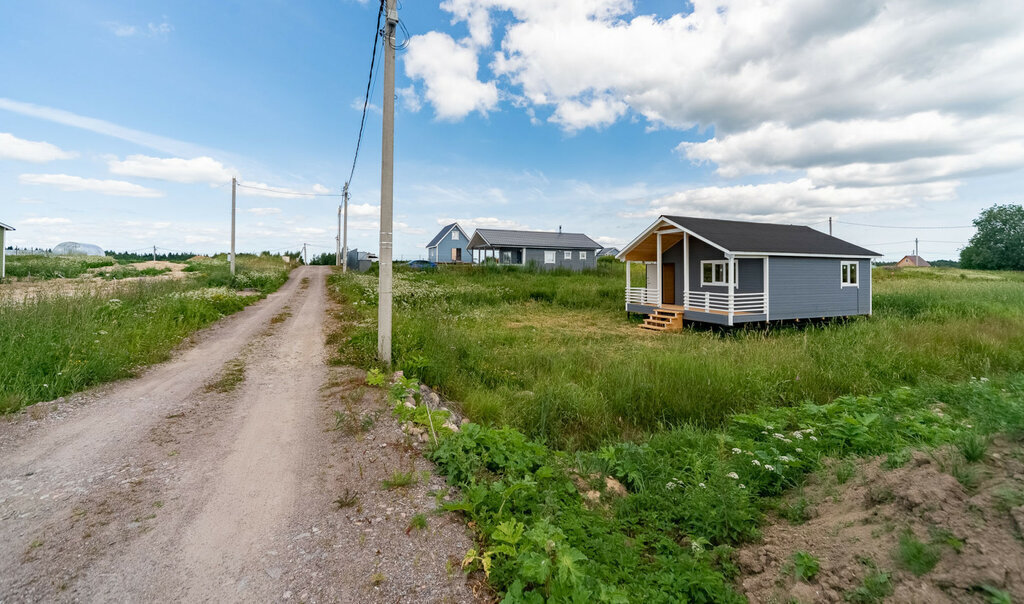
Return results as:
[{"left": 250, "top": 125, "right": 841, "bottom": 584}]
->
[
  {"left": 763, "top": 256, "right": 770, "bottom": 320},
  {"left": 656, "top": 233, "right": 663, "bottom": 307},
  {"left": 683, "top": 233, "right": 689, "bottom": 310},
  {"left": 625, "top": 260, "right": 631, "bottom": 309},
  {"left": 727, "top": 253, "right": 735, "bottom": 326}
]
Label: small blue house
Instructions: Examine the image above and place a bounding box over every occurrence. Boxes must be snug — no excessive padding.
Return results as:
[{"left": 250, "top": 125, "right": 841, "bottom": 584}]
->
[
  {"left": 617, "top": 215, "right": 881, "bottom": 330},
  {"left": 426, "top": 222, "right": 471, "bottom": 263}
]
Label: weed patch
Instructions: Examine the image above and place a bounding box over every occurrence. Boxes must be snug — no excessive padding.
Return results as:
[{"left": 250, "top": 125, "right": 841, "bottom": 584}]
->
[
  {"left": 894, "top": 530, "right": 941, "bottom": 576},
  {"left": 205, "top": 358, "right": 246, "bottom": 393}
]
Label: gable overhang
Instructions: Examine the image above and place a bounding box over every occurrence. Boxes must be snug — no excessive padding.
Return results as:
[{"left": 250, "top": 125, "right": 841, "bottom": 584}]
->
[
  {"left": 426, "top": 223, "right": 461, "bottom": 249},
  {"left": 0, "top": 221, "right": 14, "bottom": 231},
  {"left": 616, "top": 217, "right": 730, "bottom": 262},
  {"left": 467, "top": 231, "right": 492, "bottom": 250}
]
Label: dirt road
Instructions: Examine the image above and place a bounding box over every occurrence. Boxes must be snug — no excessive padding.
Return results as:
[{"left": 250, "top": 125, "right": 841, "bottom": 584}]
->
[{"left": 0, "top": 266, "right": 477, "bottom": 602}]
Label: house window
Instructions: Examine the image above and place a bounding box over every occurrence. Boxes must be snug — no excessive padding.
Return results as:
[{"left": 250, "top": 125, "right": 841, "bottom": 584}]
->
[
  {"left": 700, "top": 260, "right": 738, "bottom": 286},
  {"left": 544, "top": 250, "right": 555, "bottom": 264},
  {"left": 563, "top": 250, "right": 571, "bottom": 260},
  {"left": 502, "top": 251, "right": 512, "bottom": 264},
  {"left": 841, "top": 261, "right": 859, "bottom": 286},
  {"left": 451, "top": 231, "right": 460, "bottom": 240},
  {"left": 579, "top": 251, "right": 587, "bottom": 260}
]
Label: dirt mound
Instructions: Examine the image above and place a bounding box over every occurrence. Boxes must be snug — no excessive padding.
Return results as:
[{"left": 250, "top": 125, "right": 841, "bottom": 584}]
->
[{"left": 737, "top": 440, "right": 1024, "bottom": 603}]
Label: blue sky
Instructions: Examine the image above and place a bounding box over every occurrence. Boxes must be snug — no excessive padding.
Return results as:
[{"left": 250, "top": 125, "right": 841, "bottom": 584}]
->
[{"left": 2, "top": 0, "right": 1022, "bottom": 261}]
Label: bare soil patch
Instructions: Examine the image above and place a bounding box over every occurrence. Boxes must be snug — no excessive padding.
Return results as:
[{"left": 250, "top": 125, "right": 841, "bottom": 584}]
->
[{"left": 737, "top": 439, "right": 1024, "bottom": 603}]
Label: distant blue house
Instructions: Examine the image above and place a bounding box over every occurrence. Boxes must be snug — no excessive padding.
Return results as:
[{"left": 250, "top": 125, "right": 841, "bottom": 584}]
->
[{"left": 426, "top": 222, "right": 471, "bottom": 263}]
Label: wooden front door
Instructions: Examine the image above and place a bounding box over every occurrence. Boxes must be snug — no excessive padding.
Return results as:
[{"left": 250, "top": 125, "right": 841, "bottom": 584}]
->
[{"left": 662, "top": 263, "right": 675, "bottom": 304}]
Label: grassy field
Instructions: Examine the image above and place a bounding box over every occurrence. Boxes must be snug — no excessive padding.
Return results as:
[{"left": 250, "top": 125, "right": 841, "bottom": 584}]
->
[
  {"left": 2, "top": 254, "right": 116, "bottom": 279},
  {"left": 329, "top": 264, "right": 1024, "bottom": 601},
  {"left": 0, "top": 254, "right": 294, "bottom": 413},
  {"left": 329, "top": 262, "right": 1024, "bottom": 449}
]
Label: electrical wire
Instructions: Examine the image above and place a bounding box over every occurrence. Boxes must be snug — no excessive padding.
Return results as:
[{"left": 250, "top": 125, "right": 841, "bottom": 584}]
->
[
  {"left": 836, "top": 220, "right": 974, "bottom": 229},
  {"left": 235, "top": 182, "right": 342, "bottom": 197},
  {"left": 346, "top": 0, "right": 385, "bottom": 189}
]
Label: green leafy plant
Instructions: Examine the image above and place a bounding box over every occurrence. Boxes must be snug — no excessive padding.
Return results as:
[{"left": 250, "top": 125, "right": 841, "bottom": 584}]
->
[
  {"left": 835, "top": 459, "right": 857, "bottom": 485},
  {"left": 844, "top": 567, "right": 893, "bottom": 603},
  {"left": 381, "top": 470, "right": 417, "bottom": 489},
  {"left": 957, "top": 432, "right": 989, "bottom": 463},
  {"left": 407, "top": 513, "right": 428, "bottom": 533},
  {"left": 789, "top": 550, "right": 820, "bottom": 582}
]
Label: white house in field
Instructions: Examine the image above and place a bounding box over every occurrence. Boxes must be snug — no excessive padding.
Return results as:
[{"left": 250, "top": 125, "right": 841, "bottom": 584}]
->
[{"left": 0, "top": 221, "right": 13, "bottom": 279}]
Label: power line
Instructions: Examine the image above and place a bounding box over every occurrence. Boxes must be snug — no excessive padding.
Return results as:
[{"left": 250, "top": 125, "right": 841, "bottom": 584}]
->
[
  {"left": 346, "top": 0, "right": 385, "bottom": 189},
  {"left": 836, "top": 220, "right": 974, "bottom": 230},
  {"left": 235, "top": 182, "right": 342, "bottom": 197}
]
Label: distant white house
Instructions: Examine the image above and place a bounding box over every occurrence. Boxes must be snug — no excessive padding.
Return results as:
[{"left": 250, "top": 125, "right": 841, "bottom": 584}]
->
[{"left": 0, "top": 221, "right": 14, "bottom": 279}]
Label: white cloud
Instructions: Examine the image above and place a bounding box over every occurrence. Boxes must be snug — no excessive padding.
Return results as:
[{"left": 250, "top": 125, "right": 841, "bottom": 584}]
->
[
  {"left": 398, "top": 85, "right": 423, "bottom": 113},
  {"left": 0, "top": 132, "right": 77, "bottom": 162},
  {"left": 107, "top": 155, "right": 233, "bottom": 184},
  {"left": 19, "top": 173, "right": 164, "bottom": 198},
  {"left": 246, "top": 207, "right": 282, "bottom": 215},
  {"left": 0, "top": 98, "right": 216, "bottom": 158},
  {"left": 549, "top": 96, "right": 627, "bottom": 132},
  {"left": 291, "top": 227, "right": 328, "bottom": 235},
  {"left": 397, "top": 222, "right": 427, "bottom": 235},
  {"left": 148, "top": 21, "right": 173, "bottom": 38},
  {"left": 638, "top": 178, "right": 958, "bottom": 224},
  {"left": 16, "top": 198, "right": 45, "bottom": 205},
  {"left": 21, "top": 217, "right": 71, "bottom": 225},
  {"left": 403, "top": 31, "right": 498, "bottom": 120},
  {"left": 108, "top": 23, "right": 138, "bottom": 36},
  {"left": 348, "top": 203, "right": 379, "bottom": 217},
  {"left": 595, "top": 235, "right": 626, "bottom": 248},
  {"left": 351, "top": 97, "right": 382, "bottom": 115}
]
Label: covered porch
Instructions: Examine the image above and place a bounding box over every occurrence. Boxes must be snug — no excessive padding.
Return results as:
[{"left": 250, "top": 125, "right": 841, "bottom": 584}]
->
[{"left": 619, "top": 218, "right": 769, "bottom": 326}]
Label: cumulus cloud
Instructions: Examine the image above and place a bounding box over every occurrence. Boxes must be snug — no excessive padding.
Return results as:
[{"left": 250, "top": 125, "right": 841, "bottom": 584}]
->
[
  {"left": 0, "top": 132, "right": 77, "bottom": 162},
  {"left": 403, "top": 31, "right": 498, "bottom": 120},
  {"left": 637, "top": 178, "right": 959, "bottom": 224},
  {"left": 19, "top": 173, "right": 163, "bottom": 198},
  {"left": 107, "top": 155, "right": 233, "bottom": 184},
  {"left": 246, "top": 207, "right": 282, "bottom": 215},
  {"left": 411, "top": 0, "right": 1024, "bottom": 218}
]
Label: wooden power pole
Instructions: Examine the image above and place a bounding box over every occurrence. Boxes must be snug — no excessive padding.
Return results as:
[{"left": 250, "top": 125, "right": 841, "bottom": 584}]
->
[
  {"left": 230, "top": 177, "right": 237, "bottom": 277},
  {"left": 342, "top": 183, "right": 349, "bottom": 273},
  {"left": 378, "top": 0, "right": 397, "bottom": 364}
]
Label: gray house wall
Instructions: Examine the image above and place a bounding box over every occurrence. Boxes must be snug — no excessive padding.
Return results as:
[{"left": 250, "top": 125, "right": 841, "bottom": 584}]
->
[
  {"left": 523, "top": 247, "right": 597, "bottom": 271},
  {"left": 429, "top": 225, "right": 470, "bottom": 263},
  {"left": 768, "top": 257, "right": 871, "bottom": 320}
]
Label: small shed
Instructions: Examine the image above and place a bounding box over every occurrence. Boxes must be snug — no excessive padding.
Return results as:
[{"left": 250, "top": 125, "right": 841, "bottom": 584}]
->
[
  {"left": 346, "top": 249, "right": 377, "bottom": 272},
  {"left": 467, "top": 228, "right": 601, "bottom": 270},
  {"left": 426, "top": 223, "right": 471, "bottom": 263},
  {"left": 597, "top": 247, "right": 620, "bottom": 258},
  {"left": 0, "top": 221, "right": 13, "bottom": 279},
  {"left": 896, "top": 255, "right": 930, "bottom": 268},
  {"left": 617, "top": 215, "right": 881, "bottom": 329}
]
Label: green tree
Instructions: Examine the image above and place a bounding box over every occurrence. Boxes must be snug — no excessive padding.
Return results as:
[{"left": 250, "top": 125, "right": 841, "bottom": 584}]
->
[{"left": 960, "top": 204, "right": 1024, "bottom": 270}]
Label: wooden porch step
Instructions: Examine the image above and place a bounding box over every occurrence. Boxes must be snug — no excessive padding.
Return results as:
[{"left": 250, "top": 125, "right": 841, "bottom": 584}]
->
[{"left": 641, "top": 307, "right": 684, "bottom": 333}]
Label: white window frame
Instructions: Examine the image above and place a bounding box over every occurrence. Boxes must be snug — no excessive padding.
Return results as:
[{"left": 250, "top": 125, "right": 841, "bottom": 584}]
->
[
  {"left": 700, "top": 260, "right": 737, "bottom": 287},
  {"left": 841, "top": 260, "right": 859, "bottom": 287},
  {"left": 501, "top": 250, "right": 512, "bottom": 264},
  {"left": 451, "top": 230, "right": 460, "bottom": 240},
  {"left": 544, "top": 250, "right": 555, "bottom": 264},
  {"left": 563, "top": 250, "right": 572, "bottom": 260},
  {"left": 579, "top": 251, "right": 587, "bottom": 260}
]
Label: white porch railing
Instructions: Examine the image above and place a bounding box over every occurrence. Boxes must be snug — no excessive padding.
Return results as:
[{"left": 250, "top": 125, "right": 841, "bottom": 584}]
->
[
  {"left": 625, "top": 286, "right": 660, "bottom": 305},
  {"left": 683, "top": 291, "right": 766, "bottom": 314}
]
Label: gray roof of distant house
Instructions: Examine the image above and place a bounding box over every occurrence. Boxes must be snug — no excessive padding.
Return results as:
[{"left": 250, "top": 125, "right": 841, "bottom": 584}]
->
[
  {"left": 597, "top": 247, "right": 619, "bottom": 256},
  {"left": 426, "top": 223, "right": 464, "bottom": 248},
  {"left": 664, "top": 215, "right": 881, "bottom": 257},
  {"left": 469, "top": 228, "right": 601, "bottom": 250},
  {"left": 0, "top": 221, "right": 14, "bottom": 231}
]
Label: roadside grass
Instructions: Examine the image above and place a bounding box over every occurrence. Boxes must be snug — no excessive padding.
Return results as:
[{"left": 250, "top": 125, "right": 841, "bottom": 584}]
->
[
  {"left": 327, "top": 264, "right": 1024, "bottom": 601},
  {"left": 98, "top": 265, "right": 172, "bottom": 280},
  {"left": 0, "top": 254, "right": 294, "bottom": 413},
  {"left": 329, "top": 264, "right": 1024, "bottom": 449},
  {"left": 3, "top": 254, "right": 114, "bottom": 280}
]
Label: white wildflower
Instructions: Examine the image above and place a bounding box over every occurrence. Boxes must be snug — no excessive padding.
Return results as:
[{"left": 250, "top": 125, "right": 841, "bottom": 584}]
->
[
  {"left": 773, "top": 433, "right": 786, "bottom": 440},
  {"left": 698, "top": 483, "right": 706, "bottom": 488},
  {"left": 765, "top": 425, "right": 774, "bottom": 430},
  {"left": 981, "top": 377, "right": 989, "bottom": 382},
  {"left": 765, "top": 464, "right": 775, "bottom": 471},
  {"left": 779, "top": 455, "right": 793, "bottom": 462},
  {"left": 726, "top": 472, "right": 739, "bottom": 479},
  {"left": 739, "top": 484, "right": 746, "bottom": 489},
  {"left": 809, "top": 436, "right": 818, "bottom": 442},
  {"left": 795, "top": 448, "right": 803, "bottom": 453},
  {"left": 792, "top": 431, "right": 804, "bottom": 439},
  {"left": 752, "top": 460, "right": 761, "bottom": 467},
  {"left": 731, "top": 448, "right": 742, "bottom": 454}
]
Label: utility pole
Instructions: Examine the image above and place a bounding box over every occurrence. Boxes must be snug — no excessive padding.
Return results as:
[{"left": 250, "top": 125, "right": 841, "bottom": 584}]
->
[
  {"left": 303, "top": 243, "right": 308, "bottom": 266},
  {"left": 378, "top": 0, "right": 397, "bottom": 364},
  {"left": 336, "top": 203, "right": 342, "bottom": 267},
  {"left": 230, "top": 177, "right": 237, "bottom": 277},
  {"left": 828, "top": 217, "right": 833, "bottom": 236},
  {"left": 342, "top": 182, "right": 349, "bottom": 273},
  {"left": 153, "top": 245, "right": 157, "bottom": 262},
  {"left": 915, "top": 238, "right": 919, "bottom": 259}
]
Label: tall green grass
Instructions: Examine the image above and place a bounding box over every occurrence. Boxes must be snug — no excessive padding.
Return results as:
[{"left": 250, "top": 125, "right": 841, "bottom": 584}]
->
[
  {"left": 3, "top": 255, "right": 115, "bottom": 279},
  {"left": 0, "top": 254, "right": 294, "bottom": 413},
  {"left": 330, "top": 264, "right": 1024, "bottom": 449}
]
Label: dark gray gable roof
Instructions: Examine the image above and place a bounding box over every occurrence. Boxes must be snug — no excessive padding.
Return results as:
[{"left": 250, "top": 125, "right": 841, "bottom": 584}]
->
[
  {"left": 470, "top": 228, "right": 601, "bottom": 250},
  {"left": 426, "top": 223, "right": 464, "bottom": 248},
  {"left": 665, "top": 215, "right": 881, "bottom": 257}
]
